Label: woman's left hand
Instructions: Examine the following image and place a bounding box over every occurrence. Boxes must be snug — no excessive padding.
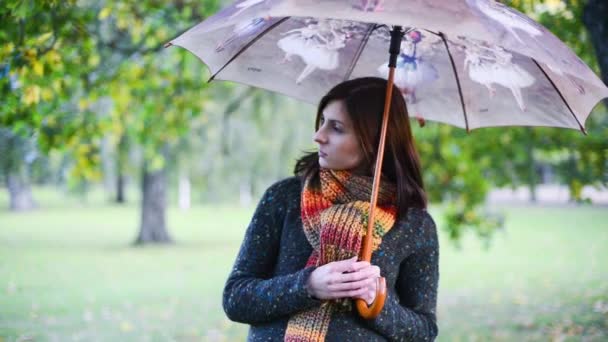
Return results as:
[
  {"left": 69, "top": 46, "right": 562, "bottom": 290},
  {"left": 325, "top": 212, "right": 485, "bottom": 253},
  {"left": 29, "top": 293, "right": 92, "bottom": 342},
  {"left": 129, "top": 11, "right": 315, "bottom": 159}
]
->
[{"left": 351, "top": 263, "right": 380, "bottom": 305}]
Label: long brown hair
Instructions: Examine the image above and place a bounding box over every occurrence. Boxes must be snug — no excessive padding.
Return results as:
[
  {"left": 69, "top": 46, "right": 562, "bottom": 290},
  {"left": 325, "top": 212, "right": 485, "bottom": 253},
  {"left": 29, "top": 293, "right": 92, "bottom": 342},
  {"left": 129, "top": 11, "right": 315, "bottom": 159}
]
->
[{"left": 294, "top": 77, "right": 427, "bottom": 214}]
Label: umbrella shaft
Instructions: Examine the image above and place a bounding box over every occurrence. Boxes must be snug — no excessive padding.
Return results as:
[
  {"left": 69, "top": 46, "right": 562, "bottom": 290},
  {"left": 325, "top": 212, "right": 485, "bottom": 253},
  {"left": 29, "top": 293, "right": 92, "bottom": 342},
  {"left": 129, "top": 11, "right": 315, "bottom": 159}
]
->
[
  {"left": 360, "top": 26, "right": 403, "bottom": 263},
  {"left": 360, "top": 66, "right": 396, "bottom": 262}
]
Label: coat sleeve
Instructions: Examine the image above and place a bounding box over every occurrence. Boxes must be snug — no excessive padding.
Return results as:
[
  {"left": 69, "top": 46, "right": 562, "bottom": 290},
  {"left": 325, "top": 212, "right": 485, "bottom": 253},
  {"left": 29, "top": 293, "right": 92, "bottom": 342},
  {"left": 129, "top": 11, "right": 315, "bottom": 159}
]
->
[
  {"left": 365, "top": 211, "right": 440, "bottom": 341},
  {"left": 222, "top": 179, "right": 321, "bottom": 324}
]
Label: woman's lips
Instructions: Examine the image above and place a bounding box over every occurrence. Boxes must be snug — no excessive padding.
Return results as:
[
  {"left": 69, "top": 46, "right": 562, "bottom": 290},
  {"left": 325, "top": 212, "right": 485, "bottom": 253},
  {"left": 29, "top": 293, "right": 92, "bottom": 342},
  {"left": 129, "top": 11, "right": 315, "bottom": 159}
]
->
[{"left": 319, "top": 151, "right": 328, "bottom": 158}]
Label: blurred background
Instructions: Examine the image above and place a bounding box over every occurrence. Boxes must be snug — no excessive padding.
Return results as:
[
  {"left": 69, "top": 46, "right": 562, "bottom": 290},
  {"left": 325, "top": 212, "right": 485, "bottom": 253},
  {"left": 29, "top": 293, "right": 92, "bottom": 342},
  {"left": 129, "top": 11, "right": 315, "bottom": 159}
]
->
[{"left": 1, "top": 0, "right": 607, "bottom": 341}]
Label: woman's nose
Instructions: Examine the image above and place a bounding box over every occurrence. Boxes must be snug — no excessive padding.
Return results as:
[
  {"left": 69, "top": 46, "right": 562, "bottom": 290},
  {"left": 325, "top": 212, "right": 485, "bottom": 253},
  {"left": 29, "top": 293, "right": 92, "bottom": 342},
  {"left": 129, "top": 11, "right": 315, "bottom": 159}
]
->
[{"left": 313, "top": 128, "right": 327, "bottom": 144}]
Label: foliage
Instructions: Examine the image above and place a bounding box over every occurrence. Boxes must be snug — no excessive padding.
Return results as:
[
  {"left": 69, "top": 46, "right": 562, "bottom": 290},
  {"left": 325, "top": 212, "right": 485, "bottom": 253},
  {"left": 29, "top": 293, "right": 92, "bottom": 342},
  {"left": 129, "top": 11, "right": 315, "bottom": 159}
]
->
[{"left": 0, "top": 0, "right": 606, "bottom": 243}]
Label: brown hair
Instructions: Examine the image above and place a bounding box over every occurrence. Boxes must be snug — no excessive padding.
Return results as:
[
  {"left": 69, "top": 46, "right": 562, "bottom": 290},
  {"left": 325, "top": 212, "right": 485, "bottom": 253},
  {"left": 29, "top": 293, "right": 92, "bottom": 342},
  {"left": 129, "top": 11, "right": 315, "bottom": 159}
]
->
[{"left": 294, "top": 77, "right": 427, "bottom": 214}]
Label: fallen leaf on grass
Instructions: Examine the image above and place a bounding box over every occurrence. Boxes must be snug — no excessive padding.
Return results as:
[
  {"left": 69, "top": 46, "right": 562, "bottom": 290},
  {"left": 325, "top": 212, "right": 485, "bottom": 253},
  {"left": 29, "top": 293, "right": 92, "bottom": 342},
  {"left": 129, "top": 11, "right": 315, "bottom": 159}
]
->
[{"left": 120, "top": 321, "right": 133, "bottom": 332}]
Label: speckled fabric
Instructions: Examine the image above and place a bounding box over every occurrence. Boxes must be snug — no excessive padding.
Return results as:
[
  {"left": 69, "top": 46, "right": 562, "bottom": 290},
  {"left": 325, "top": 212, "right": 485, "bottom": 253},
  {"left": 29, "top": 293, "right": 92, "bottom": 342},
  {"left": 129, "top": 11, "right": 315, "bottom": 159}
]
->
[{"left": 223, "top": 177, "right": 439, "bottom": 341}]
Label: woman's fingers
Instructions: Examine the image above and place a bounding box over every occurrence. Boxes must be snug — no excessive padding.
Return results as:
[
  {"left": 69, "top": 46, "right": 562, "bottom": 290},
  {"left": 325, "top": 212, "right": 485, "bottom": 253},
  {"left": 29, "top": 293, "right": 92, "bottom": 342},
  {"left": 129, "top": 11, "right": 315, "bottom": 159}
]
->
[
  {"left": 326, "top": 256, "right": 358, "bottom": 273},
  {"left": 335, "top": 264, "right": 380, "bottom": 283},
  {"left": 326, "top": 263, "right": 380, "bottom": 295},
  {"left": 327, "top": 276, "right": 375, "bottom": 291},
  {"left": 328, "top": 287, "right": 369, "bottom": 299},
  {"left": 351, "top": 280, "right": 379, "bottom": 305}
]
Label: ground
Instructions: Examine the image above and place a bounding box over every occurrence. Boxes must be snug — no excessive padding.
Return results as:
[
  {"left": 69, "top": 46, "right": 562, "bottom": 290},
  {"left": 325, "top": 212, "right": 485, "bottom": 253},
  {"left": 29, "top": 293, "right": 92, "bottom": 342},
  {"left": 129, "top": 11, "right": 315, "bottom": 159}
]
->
[{"left": 0, "top": 188, "right": 606, "bottom": 341}]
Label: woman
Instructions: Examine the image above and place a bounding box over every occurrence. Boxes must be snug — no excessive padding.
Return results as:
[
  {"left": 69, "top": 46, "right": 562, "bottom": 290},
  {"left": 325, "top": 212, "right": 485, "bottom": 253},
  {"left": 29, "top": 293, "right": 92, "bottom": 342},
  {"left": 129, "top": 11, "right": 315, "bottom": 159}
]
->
[{"left": 223, "top": 77, "right": 439, "bottom": 341}]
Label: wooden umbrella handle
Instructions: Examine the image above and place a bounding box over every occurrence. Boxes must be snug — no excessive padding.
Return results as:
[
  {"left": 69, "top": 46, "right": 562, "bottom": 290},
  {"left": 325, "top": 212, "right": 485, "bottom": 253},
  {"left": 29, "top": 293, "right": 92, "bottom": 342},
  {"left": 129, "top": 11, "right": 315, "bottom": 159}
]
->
[
  {"left": 355, "top": 276, "right": 387, "bottom": 319},
  {"left": 355, "top": 26, "right": 403, "bottom": 319}
]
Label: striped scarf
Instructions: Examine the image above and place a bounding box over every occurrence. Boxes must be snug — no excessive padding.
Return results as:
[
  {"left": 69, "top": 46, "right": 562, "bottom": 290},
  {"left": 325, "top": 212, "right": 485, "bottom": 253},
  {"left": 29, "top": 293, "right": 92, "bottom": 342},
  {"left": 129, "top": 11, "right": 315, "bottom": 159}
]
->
[{"left": 284, "top": 169, "right": 397, "bottom": 342}]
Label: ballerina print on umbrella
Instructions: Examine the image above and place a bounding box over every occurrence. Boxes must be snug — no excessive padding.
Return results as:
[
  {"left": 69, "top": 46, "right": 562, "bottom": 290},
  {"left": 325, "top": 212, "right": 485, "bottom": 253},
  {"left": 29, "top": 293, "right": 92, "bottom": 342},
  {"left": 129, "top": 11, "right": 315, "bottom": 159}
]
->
[
  {"left": 377, "top": 30, "right": 439, "bottom": 105},
  {"left": 215, "top": 17, "right": 271, "bottom": 52},
  {"left": 543, "top": 60, "right": 586, "bottom": 95},
  {"left": 467, "top": 0, "right": 542, "bottom": 44},
  {"left": 353, "top": 0, "right": 385, "bottom": 12},
  {"left": 277, "top": 19, "right": 350, "bottom": 84},
  {"left": 229, "top": 0, "right": 268, "bottom": 19},
  {"left": 467, "top": 0, "right": 585, "bottom": 95},
  {"left": 459, "top": 36, "right": 535, "bottom": 112}
]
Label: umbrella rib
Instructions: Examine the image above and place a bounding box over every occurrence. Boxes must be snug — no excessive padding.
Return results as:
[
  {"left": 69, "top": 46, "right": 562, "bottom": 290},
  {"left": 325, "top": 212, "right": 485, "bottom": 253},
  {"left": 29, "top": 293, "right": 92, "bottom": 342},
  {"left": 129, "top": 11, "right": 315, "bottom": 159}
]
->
[
  {"left": 209, "top": 17, "right": 291, "bottom": 82},
  {"left": 531, "top": 58, "right": 587, "bottom": 135},
  {"left": 343, "top": 24, "right": 378, "bottom": 82},
  {"left": 439, "top": 32, "right": 470, "bottom": 133}
]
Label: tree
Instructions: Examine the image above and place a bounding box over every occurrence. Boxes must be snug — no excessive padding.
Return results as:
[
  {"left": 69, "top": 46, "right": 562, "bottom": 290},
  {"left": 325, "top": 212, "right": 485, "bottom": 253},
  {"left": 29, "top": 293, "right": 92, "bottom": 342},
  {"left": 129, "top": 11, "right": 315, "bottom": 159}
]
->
[
  {"left": 583, "top": 0, "right": 608, "bottom": 91},
  {"left": 1, "top": 0, "right": 222, "bottom": 243},
  {"left": 0, "top": 1, "right": 98, "bottom": 210},
  {"left": 89, "top": 1, "right": 222, "bottom": 244},
  {"left": 0, "top": 128, "right": 37, "bottom": 210},
  {"left": 2, "top": 0, "right": 604, "bottom": 245}
]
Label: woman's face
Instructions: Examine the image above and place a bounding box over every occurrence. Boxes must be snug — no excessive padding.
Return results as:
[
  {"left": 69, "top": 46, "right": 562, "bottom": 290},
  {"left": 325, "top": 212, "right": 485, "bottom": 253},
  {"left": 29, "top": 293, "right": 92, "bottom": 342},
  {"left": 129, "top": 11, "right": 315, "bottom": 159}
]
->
[{"left": 313, "top": 100, "right": 365, "bottom": 171}]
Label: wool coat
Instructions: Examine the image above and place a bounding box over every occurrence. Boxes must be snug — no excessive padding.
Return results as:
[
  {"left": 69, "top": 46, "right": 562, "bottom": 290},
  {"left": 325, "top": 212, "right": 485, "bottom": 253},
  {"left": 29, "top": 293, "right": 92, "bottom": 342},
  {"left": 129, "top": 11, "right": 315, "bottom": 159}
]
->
[{"left": 223, "top": 177, "right": 439, "bottom": 341}]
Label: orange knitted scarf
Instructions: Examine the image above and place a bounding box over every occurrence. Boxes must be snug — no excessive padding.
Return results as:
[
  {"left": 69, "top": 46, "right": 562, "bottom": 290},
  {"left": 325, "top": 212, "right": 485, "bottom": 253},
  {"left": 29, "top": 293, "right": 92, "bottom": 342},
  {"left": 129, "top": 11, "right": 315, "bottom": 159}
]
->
[{"left": 284, "top": 169, "right": 397, "bottom": 342}]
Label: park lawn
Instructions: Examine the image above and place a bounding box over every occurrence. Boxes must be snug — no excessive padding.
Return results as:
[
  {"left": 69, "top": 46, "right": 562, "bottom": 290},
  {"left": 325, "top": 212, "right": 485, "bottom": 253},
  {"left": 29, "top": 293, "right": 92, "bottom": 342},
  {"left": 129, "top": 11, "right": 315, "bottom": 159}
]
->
[{"left": 0, "top": 188, "right": 606, "bottom": 341}]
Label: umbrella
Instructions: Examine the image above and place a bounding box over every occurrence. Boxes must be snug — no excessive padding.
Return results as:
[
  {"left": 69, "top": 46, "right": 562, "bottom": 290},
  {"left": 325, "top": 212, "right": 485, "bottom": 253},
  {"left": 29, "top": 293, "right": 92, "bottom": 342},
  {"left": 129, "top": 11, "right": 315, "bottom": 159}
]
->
[{"left": 164, "top": 0, "right": 608, "bottom": 319}]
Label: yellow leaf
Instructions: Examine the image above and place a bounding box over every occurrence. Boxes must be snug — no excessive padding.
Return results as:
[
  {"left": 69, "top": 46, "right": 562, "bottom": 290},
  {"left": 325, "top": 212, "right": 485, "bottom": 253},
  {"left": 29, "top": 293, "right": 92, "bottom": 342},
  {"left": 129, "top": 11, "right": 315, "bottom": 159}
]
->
[
  {"left": 67, "top": 136, "right": 77, "bottom": 147},
  {"left": 37, "top": 32, "right": 53, "bottom": 44},
  {"left": 78, "top": 99, "right": 88, "bottom": 111},
  {"left": 1, "top": 42, "right": 15, "bottom": 55},
  {"left": 18, "top": 66, "right": 29, "bottom": 78},
  {"left": 46, "top": 116, "right": 57, "bottom": 127},
  {"left": 24, "top": 48, "right": 36, "bottom": 61},
  {"left": 150, "top": 155, "right": 165, "bottom": 170},
  {"left": 156, "top": 28, "right": 168, "bottom": 41},
  {"left": 120, "top": 321, "right": 133, "bottom": 332},
  {"left": 23, "top": 85, "right": 41, "bottom": 105},
  {"left": 117, "top": 17, "right": 128, "bottom": 29},
  {"left": 78, "top": 144, "right": 90, "bottom": 155},
  {"left": 99, "top": 7, "right": 112, "bottom": 20},
  {"left": 132, "top": 19, "right": 144, "bottom": 42},
  {"left": 41, "top": 88, "right": 53, "bottom": 101},
  {"left": 52, "top": 80, "right": 62, "bottom": 91},
  {"left": 32, "top": 60, "right": 44, "bottom": 76},
  {"left": 46, "top": 50, "right": 61, "bottom": 65},
  {"left": 88, "top": 54, "right": 100, "bottom": 67},
  {"left": 464, "top": 210, "right": 476, "bottom": 222}
]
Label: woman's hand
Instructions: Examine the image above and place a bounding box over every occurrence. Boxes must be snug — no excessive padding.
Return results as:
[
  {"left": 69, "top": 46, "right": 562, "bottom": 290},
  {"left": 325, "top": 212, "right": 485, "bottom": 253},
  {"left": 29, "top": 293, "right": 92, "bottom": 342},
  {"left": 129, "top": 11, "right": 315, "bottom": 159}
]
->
[
  {"left": 306, "top": 256, "right": 381, "bottom": 304},
  {"left": 354, "top": 274, "right": 379, "bottom": 306}
]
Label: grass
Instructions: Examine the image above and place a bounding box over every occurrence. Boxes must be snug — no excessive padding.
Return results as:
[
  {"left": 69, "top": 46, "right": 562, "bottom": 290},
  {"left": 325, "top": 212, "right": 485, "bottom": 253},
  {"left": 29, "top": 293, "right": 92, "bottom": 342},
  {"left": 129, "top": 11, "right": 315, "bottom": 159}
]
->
[{"left": 0, "top": 187, "right": 606, "bottom": 341}]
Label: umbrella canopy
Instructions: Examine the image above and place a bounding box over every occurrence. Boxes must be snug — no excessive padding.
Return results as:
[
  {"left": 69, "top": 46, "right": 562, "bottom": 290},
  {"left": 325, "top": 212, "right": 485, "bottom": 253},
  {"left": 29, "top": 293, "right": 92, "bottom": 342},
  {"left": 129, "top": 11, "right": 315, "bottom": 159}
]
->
[
  {"left": 165, "top": 0, "right": 608, "bottom": 319},
  {"left": 167, "top": 0, "right": 608, "bottom": 133}
]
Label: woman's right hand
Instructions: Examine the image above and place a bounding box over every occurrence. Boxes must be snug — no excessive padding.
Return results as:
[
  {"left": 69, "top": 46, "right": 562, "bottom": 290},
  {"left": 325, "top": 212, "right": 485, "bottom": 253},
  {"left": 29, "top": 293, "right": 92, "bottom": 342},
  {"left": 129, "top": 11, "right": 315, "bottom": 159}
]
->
[{"left": 306, "top": 256, "right": 381, "bottom": 301}]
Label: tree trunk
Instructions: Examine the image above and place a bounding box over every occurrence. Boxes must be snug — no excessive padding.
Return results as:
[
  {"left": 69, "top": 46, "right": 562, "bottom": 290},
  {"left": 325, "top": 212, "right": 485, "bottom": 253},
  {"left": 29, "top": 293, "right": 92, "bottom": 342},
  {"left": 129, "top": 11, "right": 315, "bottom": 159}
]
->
[
  {"left": 6, "top": 170, "right": 36, "bottom": 211},
  {"left": 239, "top": 178, "right": 253, "bottom": 207},
  {"left": 100, "top": 134, "right": 115, "bottom": 202},
  {"left": 116, "top": 171, "right": 126, "bottom": 203},
  {"left": 134, "top": 163, "right": 171, "bottom": 244},
  {"left": 526, "top": 151, "right": 537, "bottom": 203},
  {"left": 525, "top": 129, "right": 538, "bottom": 203},
  {"left": 584, "top": 0, "right": 608, "bottom": 91},
  {"left": 115, "top": 134, "right": 128, "bottom": 204},
  {"left": 178, "top": 172, "right": 191, "bottom": 211}
]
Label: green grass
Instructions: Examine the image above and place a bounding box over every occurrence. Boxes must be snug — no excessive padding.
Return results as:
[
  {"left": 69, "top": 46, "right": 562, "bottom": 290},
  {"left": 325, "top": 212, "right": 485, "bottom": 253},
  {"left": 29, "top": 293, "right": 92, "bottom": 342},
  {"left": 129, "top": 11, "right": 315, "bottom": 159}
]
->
[{"left": 0, "top": 188, "right": 607, "bottom": 341}]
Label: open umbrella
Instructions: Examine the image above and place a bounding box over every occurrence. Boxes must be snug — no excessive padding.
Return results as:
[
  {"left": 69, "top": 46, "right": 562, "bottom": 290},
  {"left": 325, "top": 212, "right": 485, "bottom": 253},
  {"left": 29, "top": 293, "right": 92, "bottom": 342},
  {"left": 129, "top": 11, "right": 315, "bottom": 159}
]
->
[{"left": 164, "top": 0, "right": 608, "bottom": 319}]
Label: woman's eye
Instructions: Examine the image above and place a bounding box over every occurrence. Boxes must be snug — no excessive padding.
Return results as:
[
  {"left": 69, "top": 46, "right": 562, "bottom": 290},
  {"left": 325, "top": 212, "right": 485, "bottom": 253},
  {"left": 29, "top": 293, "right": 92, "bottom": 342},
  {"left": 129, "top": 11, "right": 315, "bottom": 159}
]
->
[{"left": 332, "top": 124, "right": 342, "bottom": 133}]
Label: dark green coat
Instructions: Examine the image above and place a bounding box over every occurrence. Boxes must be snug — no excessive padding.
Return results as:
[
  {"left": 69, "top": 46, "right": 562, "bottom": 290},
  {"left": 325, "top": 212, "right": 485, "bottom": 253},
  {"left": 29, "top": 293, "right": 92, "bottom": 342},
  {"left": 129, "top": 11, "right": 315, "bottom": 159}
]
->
[{"left": 223, "top": 177, "right": 439, "bottom": 341}]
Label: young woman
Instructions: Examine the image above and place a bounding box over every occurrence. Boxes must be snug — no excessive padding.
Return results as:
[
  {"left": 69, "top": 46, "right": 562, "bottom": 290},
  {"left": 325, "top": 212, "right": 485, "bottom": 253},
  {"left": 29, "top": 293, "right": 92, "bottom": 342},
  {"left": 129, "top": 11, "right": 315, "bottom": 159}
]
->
[{"left": 223, "top": 77, "right": 439, "bottom": 341}]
